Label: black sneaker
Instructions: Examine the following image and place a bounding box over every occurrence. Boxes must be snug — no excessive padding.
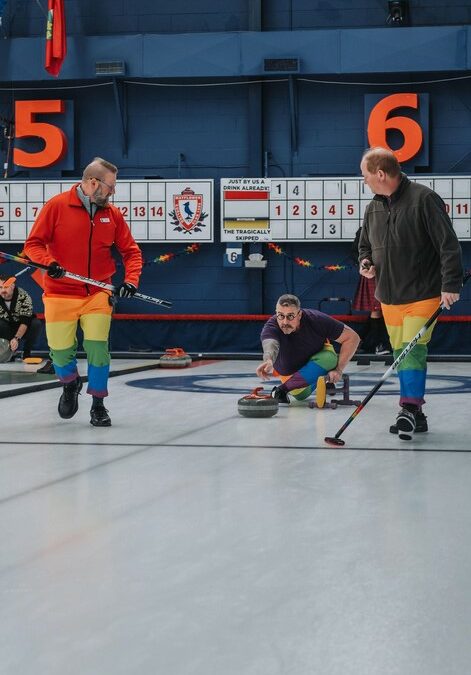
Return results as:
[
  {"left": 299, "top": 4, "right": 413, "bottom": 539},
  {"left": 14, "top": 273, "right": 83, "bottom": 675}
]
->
[
  {"left": 271, "top": 386, "right": 290, "bottom": 404},
  {"left": 390, "top": 407, "right": 417, "bottom": 441},
  {"left": 90, "top": 406, "right": 112, "bottom": 427},
  {"left": 58, "top": 376, "right": 83, "bottom": 419},
  {"left": 390, "top": 410, "right": 428, "bottom": 436},
  {"left": 375, "top": 344, "right": 392, "bottom": 355}
]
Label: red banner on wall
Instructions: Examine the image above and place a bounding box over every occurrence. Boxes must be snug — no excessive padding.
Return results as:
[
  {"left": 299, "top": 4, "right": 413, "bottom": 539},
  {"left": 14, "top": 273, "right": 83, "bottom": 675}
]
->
[{"left": 45, "top": 0, "right": 66, "bottom": 77}]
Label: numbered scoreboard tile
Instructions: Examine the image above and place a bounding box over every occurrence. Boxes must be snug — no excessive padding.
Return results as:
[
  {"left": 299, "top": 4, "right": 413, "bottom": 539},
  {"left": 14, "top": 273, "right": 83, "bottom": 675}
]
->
[
  {"left": 360, "top": 183, "right": 374, "bottom": 199},
  {"left": 452, "top": 200, "right": 471, "bottom": 219},
  {"left": 323, "top": 180, "right": 341, "bottom": 199},
  {"left": 130, "top": 182, "right": 148, "bottom": 201},
  {"left": 27, "top": 203, "right": 43, "bottom": 222},
  {"left": 305, "top": 201, "right": 321, "bottom": 220},
  {"left": 342, "top": 220, "right": 361, "bottom": 239},
  {"left": 270, "top": 201, "right": 287, "bottom": 220},
  {"left": 130, "top": 221, "right": 148, "bottom": 240},
  {"left": 442, "top": 199, "right": 452, "bottom": 217},
  {"left": 452, "top": 220, "right": 470, "bottom": 238},
  {"left": 0, "top": 204, "right": 8, "bottom": 221},
  {"left": 287, "top": 200, "right": 305, "bottom": 219},
  {"left": 130, "top": 204, "right": 148, "bottom": 220},
  {"left": 148, "top": 221, "right": 166, "bottom": 240},
  {"left": 287, "top": 220, "right": 305, "bottom": 239},
  {"left": 9, "top": 222, "right": 27, "bottom": 241},
  {"left": 148, "top": 202, "right": 165, "bottom": 221},
  {"left": 433, "top": 179, "right": 453, "bottom": 198},
  {"left": 0, "top": 183, "right": 9, "bottom": 202},
  {"left": 323, "top": 222, "right": 342, "bottom": 239},
  {"left": 305, "top": 180, "right": 323, "bottom": 200},
  {"left": 452, "top": 178, "right": 471, "bottom": 199},
  {"left": 9, "top": 183, "right": 27, "bottom": 201},
  {"left": 27, "top": 183, "right": 44, "bottom": 202},
  {"left": 44, "top": 183, "right": 61, "bottom": 201},
  {"left": 113, "top": 182, "right": 131, "bottom": 201},
  {"left": 414, "top": 178, "right": 434, "bottom": 190},
  {"left": 269, "top": 220, "right": 287, "bottom": 240},
  {"left": 270, "top": 179, "right": 287, "bottom": 199},
  {"left": 287, "top": 180, "right": 305, "bottom": 199},
  {"left": 341, "top": 201, "right": 360, "bottom": 219},
  {"left": 148, "top": 182, "right": 166, "bottom": 201},
  {"left": 322, "top": 200, "right": 341, "bottom": 220},
  {"left": 342, "top": 180, "right": 360, "bottom": 199},
  {"left": 113, "top": 202, "right": 130, "bottom": 220},
  {"left": 10, "top": 203, "right": 26, "bottom": 222},
  {"left": 305, "top": 221, "right": 323, "bottom": 239}
]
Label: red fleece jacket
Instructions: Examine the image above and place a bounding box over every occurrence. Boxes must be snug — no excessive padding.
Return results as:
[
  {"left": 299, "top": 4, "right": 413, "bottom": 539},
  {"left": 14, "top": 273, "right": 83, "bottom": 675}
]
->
[{"left": 24, "top": 184, "right": 142, "bottom": 296}]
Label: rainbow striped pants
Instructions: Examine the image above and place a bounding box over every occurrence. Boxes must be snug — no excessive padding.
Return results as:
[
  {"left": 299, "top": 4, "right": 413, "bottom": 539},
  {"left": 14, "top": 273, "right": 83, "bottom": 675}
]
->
[
  {"left": 381, "top": 297, "right": 440, "bottom": 408},
  {"left": 44, "top": 292, "right": 112, "bottom": 398},
  {"left": 279, "top": 343, "right": 338, "bottom": 400}
]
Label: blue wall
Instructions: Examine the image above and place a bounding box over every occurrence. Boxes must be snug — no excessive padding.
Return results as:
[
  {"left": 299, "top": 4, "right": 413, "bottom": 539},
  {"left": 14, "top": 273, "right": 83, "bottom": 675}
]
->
[{"left": 1, "top": 2, "right": 471, "bottom": 352}]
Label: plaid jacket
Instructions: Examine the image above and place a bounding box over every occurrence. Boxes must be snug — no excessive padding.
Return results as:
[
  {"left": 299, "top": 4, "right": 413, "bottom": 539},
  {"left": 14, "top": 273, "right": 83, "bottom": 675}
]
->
[{"left": 0, "top": 287, "right": 34, "bottom": 327}]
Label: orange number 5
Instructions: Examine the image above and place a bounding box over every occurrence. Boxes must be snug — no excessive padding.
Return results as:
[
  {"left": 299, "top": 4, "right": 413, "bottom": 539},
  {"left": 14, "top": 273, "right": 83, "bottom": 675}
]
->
[
  {"left": 14, "top": 100, "right": 67, "bottom": 168},
  {"left": 367, "top": 93, "right": 422, "bottom": 163}
]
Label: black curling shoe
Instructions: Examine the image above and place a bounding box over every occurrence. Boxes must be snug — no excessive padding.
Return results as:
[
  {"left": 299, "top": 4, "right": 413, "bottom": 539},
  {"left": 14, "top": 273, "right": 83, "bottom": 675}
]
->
[
  {"left": 58, "top": 376, "right": 83, "bottom": 419},
  {"left": 90, "top": 406, "right": 112, "bottom": 427},
  {"left": 390, "top": 410, "right": 428, "bottom": 437}
]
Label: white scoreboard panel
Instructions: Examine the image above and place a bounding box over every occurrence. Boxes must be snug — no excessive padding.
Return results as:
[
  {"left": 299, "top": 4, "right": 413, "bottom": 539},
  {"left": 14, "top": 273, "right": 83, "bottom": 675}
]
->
[
  {"left": 0, "top": 179, "right": 214, "bottom": 243},
  {"left": 222, "top": 176, "right": 471, "bottom": 242}
]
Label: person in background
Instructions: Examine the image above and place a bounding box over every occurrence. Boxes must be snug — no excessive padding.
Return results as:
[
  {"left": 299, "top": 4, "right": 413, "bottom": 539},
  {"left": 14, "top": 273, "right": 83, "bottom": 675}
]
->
[
  {"left": 359, "top": 146, "right": 463, "bottom": 440},
  {"left": 256, "top": 293, "right": 360, "bottom": 403},
  {"left": 23, "top": 157, "right": 143, "bottom": 427},
  {"left": 351, "top": 226, "right": 391, "bottom": 355},
  {"left": 0, "top": 274, "right": 42, "bottom": 360}
]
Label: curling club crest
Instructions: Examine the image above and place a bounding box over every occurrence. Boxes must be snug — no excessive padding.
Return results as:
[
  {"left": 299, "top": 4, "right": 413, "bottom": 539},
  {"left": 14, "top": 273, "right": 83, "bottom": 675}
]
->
[{"left": 170, "top": 187, "right": 208, "bottom": 234}]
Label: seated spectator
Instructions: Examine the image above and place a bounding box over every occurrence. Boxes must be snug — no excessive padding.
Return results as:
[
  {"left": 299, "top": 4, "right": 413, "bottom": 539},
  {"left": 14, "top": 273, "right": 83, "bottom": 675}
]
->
[{"left": 0, "top": 275, "right": 42, "bottom": 360}]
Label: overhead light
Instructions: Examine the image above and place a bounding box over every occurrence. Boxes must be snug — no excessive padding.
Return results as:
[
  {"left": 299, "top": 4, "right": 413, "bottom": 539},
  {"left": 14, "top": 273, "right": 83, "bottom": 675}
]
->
[{"left": 387, "top": 0, "right": 409, "bottom": 26}]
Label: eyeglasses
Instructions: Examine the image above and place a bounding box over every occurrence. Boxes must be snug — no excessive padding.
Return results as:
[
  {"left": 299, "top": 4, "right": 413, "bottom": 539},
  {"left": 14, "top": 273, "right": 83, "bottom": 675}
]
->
[
  {"left": 92, "top": 177, "right": 116, "bottom": 192},
  {"left": 276, "top": 310, "right": 300, "bottom": 321}
]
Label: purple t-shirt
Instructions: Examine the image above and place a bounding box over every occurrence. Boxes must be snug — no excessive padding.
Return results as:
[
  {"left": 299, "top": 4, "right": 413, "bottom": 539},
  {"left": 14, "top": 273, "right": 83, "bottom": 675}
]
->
[{"left": 261, "top": 309, "right": 344, "bottom": 375}]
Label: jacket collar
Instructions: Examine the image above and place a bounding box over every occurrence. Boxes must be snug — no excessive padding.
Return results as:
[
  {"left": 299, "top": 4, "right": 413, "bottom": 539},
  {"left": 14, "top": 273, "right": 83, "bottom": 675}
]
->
[{"left": 373, "top": 172, "right": 410, "bottom": 204}]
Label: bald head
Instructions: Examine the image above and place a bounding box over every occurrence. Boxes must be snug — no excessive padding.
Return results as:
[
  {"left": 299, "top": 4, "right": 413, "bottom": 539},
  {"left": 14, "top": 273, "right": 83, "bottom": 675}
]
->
[{"left": 362, "top": 147, "right": 401, "bottom": 178}]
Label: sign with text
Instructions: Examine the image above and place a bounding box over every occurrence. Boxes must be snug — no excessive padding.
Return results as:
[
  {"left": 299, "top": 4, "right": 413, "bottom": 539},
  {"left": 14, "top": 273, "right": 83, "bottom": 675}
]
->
[{"left": 221, "top": 178, "right": 271, "bottom": 242}]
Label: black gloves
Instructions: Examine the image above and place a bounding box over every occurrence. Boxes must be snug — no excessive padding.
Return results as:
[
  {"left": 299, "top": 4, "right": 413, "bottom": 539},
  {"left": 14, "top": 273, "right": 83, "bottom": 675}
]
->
[
  {"left": 116, "top": 282, "right": 137, "bottom": 298},
  {"left": 47, "top": 262, "right": 66, "bottom": 279}
]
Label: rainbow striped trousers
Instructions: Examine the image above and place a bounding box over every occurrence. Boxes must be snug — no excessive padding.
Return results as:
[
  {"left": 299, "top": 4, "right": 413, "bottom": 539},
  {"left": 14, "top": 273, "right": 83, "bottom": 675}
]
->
[
  {"left": 381, "top": 297, "right": 440, "bottom": 408},
  {"left": 44, "top": 292, "right": 113, "bottom": 398}
]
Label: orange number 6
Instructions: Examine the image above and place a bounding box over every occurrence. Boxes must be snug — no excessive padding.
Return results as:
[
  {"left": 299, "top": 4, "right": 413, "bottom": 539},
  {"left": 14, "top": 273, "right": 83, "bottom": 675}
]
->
[
  {"left": 367, "top": 93, "right": 422, "bottom": 163},
  {"left": 14, "top": 100, "right": 67, "bottom": 168}
]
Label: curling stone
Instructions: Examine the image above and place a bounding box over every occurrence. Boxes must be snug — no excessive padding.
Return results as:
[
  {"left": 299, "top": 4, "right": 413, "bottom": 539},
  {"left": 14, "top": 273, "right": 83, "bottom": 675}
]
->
[
  {"left": 159, "top": 347, "right": 192, "bottom": 368},
  {"left": 238, "top": 387, "right": 279, "bottom": 418},
  {"left": 0, "top": 338, "right": 12, "bottom": 364}
]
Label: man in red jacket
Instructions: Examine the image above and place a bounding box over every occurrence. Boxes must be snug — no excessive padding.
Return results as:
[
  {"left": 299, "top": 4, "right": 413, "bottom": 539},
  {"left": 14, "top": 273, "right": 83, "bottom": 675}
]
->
[{"left": 24, "top": 157, "right": 143, "bottom": 427}]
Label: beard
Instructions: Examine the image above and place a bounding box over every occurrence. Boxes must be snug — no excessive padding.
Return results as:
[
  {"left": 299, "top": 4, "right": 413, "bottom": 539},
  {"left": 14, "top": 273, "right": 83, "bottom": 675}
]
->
[{"left": 92, "top": 187, "right": 110, "bottom": 208}]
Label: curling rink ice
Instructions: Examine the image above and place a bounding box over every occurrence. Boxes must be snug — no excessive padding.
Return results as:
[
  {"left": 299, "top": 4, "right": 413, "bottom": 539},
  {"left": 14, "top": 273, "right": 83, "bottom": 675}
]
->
[{"left": 2, "top": 357, "right": 471, "bottom": 675}]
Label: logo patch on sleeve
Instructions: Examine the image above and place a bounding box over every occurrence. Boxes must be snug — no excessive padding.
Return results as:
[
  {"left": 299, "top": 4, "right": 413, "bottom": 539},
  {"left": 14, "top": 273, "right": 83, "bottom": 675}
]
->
[{"left": 100, "top": 217, "right": 111, "bottom": 223}]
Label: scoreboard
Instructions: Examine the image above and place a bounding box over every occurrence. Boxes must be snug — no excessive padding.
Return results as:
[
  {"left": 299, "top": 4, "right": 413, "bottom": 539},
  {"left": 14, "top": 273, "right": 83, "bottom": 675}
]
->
[
  {"left": 221, "top": 176, "right": 471, "bottom": 242},
  {"left": 0, "top": 179, "right": 214, "bottom": 243},
  {"left": 0, "top": 176, "right": 470, "bottom": 243}
]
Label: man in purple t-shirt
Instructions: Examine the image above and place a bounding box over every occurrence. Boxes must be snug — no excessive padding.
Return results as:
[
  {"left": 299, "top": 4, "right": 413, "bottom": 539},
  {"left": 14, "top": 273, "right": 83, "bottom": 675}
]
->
[{"left": 256, "top": 294, "right": 360, "bottom": 403}]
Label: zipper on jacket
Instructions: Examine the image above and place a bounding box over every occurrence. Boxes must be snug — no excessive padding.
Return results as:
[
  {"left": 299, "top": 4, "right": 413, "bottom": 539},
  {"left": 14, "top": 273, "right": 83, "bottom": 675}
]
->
[
  {"left": 86, "top": 209, "right": 94, "bottom": 295},
  {"left": 385, "top": 199, "right": 392, "bottom": 304}
]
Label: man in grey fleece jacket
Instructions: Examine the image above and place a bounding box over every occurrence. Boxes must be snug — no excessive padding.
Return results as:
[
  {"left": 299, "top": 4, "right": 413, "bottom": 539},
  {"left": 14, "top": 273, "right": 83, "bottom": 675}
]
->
[{"left": 359, "top": 147, "right": 463, "bottom": 441}]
